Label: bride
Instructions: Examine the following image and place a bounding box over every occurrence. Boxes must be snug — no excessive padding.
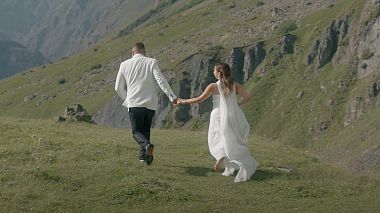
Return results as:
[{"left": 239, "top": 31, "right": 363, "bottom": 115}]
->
[{"left": 177, "top": 63, "right": 258, "bottom": 182}]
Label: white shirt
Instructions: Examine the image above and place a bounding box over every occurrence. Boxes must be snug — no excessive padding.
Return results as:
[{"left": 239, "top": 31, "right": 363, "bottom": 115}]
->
[{"left": 115, "top": 53, "right": 177, "bottom": 110}]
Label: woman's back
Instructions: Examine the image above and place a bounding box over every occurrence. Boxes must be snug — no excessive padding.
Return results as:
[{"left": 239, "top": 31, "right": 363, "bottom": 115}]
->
[{"left": 212, "top": 94, "right": 220, "bottom": 109}]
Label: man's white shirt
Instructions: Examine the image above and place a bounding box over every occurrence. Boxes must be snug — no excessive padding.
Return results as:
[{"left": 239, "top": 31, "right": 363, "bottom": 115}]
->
[{"left": 115, "top": 53, "right": 177, "bottom": 110}]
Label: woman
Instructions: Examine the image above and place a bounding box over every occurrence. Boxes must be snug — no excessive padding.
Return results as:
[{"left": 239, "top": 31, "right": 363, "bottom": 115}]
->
[{"left": 177, "top": 63, "right": 258, "bottom": 182}]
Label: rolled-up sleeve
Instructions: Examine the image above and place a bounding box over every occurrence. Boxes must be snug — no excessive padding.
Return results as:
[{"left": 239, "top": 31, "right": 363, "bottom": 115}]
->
[{"left": 152, "top": 60, "right": 177, "bottom": 102}]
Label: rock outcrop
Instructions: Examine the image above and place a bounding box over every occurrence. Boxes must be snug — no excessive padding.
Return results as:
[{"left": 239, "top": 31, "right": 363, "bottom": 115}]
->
[
  {"left": 172, "top": 44, "right": 266, "bottom": 127},
  {"left": 357, "top": 14, "right": 380, "bottom": 79},
  {"left": 280, "top": 34, "right": 297, "bottom": 56},
  {"left": 307, "top": 15, "right": 350, "bottom": 68},
  {"left": 57, "top": 104, "right": 93, "bottom": 123},
  {"left": 226, "top": 43, "right": 266, "bottom": 83},
  {"left": 345, "top": 80, "right": 380, "bottom": 126},
  {"left": 243, "top": 43, "right": 266, "bottom": 82},
  {"left": 174, "top": 52, "right": 219, "bottom": 126},
  {"left": 343, "top": 0, "right": 380, "bottom": 127},
  {"left": 354, "top": 145, "right": 380, "bottom": 174}
]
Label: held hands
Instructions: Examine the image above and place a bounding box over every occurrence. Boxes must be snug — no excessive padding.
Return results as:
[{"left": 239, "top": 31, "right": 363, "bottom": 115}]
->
[{"left": 172, "top": 98, "right": 186, "bottom": 106}]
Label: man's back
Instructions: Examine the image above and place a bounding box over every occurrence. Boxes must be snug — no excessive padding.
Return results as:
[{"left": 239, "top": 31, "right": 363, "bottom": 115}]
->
[{"left": 117, "top": 53, "right": 158, "bottom": 110}]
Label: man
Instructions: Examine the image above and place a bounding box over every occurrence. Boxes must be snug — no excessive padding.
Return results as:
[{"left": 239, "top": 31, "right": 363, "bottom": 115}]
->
[{"left": 115, "top": 42, "right": 178, "bottom": 165}]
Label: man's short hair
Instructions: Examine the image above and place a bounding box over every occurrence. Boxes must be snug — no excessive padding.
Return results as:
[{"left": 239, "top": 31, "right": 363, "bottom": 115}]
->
[{"left": 132, "top": 42, "right": 145, "bottom": 50}]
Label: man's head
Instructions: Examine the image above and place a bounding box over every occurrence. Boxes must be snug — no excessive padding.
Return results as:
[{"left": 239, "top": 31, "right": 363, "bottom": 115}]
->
[{"left": 132, "top": 42, "right": 146, "bottom": 56}]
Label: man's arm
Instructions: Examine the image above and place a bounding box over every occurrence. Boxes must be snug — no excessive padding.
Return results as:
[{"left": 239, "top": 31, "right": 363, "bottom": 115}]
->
[
  {"left": 152, "top": 60, "right": 177, "bottom": 102},
  {"left": 115, "top": 63, "right": 127, "bottom": 100}
]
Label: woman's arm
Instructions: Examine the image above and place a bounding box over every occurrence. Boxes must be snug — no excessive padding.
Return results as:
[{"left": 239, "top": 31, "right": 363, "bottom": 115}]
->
[
  {"left": 180, "top": 83, "right": 216, "bottom": 104},
  {"left": 235, "top": 83, "right": 251, "bottom": 105}
]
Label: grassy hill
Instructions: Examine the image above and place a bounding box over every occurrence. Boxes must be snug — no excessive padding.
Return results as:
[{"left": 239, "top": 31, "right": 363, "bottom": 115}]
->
[
  {"left": 1, "top": 117, "right": 379, "bottom": 212},
  {"left": 0, "top": 0, "right": 343, "bottom": 118},
  {"left": 0, "top": 0, "right": 378, "bottom": 176}
]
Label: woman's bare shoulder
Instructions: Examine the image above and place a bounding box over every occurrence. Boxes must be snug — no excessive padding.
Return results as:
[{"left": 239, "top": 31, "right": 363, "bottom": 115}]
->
[{"left": 207, "top": 83, "right": 218, "bottom": 94}]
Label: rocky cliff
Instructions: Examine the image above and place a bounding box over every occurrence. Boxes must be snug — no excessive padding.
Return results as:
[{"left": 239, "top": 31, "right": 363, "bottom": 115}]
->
[{"left": 0, "top": 33, "right": 48, "bottom": 79}]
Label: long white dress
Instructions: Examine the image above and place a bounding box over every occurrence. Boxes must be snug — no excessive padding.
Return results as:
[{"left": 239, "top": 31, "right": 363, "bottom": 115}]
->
[{"left": 208, "top": 81, "right": 258, "bottom": 182}]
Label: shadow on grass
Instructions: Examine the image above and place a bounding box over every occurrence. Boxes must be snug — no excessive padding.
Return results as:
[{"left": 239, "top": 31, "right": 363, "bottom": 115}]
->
[
  {"left": 170, "top": 166, "right": 212, "bottom": 177},
  {"left": 184, "top": 166, "right": 212, "bottom": 176},
  {"left": 250, "top": 169, "right": 284, "bottom": 181},
  {"left": 170, "top": 166, "right": 286, "bottom": 179}
]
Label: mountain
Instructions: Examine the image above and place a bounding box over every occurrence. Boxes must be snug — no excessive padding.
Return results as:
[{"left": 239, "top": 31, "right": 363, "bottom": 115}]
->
[
  {"left": 0, "top": 32, "right": 48, "bottom": 79},
  {"left": 0, "top": 0, "right": 157, "bottom": 60},
  {"left": 0, "top": 0, "right": 156, "bottom": 79},
  {"left": 0, "top": 0, "right": 379, "bottom": 175}
]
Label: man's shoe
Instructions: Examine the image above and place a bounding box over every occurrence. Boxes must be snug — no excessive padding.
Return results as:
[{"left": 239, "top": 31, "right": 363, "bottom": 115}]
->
[
  {"left": 139, "top": 148, "right": 146, "bottom": 163},
  {"left": 145, "top": 143, "right": 154, "bottom": 165}
]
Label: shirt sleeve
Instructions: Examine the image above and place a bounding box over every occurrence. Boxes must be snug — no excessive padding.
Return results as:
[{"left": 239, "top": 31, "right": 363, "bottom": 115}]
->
[
  {"left": 152, "top": 60, "right": 177, "bottom": 102},
  {"left": 115, "top": 63, "right": 127, "bottom": 101}
]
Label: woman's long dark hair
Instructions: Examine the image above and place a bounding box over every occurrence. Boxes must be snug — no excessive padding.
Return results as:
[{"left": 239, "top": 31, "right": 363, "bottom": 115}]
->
[{"left": 215, "top": 63, "right": 234, "bottom": 96}]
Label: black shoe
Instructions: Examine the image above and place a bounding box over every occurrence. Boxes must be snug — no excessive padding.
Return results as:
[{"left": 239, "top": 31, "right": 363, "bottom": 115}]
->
[
  {"left": 145, "top": 143, "right": 154, "bottom": 165},
  {"left": 139, "top": 147, "right": 146, "bottom": 163}
]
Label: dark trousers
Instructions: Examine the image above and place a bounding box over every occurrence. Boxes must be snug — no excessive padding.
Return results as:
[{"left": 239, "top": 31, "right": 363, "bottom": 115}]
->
[{"left": 128, "top": 107, "right": 155, "bottom": 150}]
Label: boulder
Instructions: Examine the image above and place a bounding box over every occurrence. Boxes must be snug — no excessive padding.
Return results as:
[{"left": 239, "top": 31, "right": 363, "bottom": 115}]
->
[{"left": 61, "top": 104, "right": 93, "bottom": 123}]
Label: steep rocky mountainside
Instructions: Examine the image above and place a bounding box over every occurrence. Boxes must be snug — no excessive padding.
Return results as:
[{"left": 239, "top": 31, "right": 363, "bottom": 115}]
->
[
  {"left": 0, "top": 0, "right": 156, "bottom": 79},
  {"left": 0, "top": 32, "right": 48, "bottom": 79},
  {"left": 0, "top": 0, "right": 378, "bottom": 175}
]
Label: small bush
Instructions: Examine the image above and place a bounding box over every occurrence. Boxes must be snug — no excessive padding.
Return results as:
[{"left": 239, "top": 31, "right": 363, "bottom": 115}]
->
[
  {"left": 361, "top": 63, "right": 368, "bottom": 69},
  {"left": 90, "top": 64, "right": 102, "bottom": 70},
  {"left": 256, "top": 1, "right": 264, "bottom": 6},
  {"left": 58, "top": 78, "right": 67, "bottom": 84},
  {"left": 209, "top": 45, "right": 224, "bottom": 51}
]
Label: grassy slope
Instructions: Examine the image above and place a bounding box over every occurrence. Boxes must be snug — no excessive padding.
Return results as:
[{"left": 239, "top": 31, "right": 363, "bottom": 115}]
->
[
  {"left": 0, "top": 0, "right": 378, "bottom": 175},
  {"left": 0, "top": 117, "right": 379, "bottom": 212},
  {"left": 0, "top": 0, "right": 265, "bottom": 118},
  {"left": 242, "top": 0, "right": 380, "bottom": 175},
  {"left": 244, "top": 0, "right": 360, "bottom": 145}
]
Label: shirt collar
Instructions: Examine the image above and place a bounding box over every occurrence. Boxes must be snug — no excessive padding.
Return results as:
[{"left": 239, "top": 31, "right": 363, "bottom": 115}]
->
[{"left": 133, "top": 53, "right": 145, "bottom": 58}]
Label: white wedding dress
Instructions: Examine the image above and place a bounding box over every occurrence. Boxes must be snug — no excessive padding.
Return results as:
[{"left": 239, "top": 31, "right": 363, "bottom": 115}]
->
[{"left": 208, "top": 81, "right": 258, "bottom": 182}]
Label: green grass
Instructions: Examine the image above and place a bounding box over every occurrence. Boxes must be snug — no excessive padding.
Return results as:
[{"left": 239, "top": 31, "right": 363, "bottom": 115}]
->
[
  {"left": 0, "top": 0, "right": 378, "bottom": 181},
  {"left": 275, "top": 20, "right": 298, "bottom": 35},
  {"left": 0, "top": 117, "right": 379, "bottom": 212}
]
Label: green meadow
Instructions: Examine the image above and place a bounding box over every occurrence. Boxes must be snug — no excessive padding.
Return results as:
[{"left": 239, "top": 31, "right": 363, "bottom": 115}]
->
[{"left": 1, "top": 117, "right": 379, "bottom": 212}]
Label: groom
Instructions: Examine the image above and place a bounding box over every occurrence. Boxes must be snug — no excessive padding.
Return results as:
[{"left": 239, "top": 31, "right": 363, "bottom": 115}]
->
[{"left": 115, "top": 42, "right": 178, "bottom": 165}]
